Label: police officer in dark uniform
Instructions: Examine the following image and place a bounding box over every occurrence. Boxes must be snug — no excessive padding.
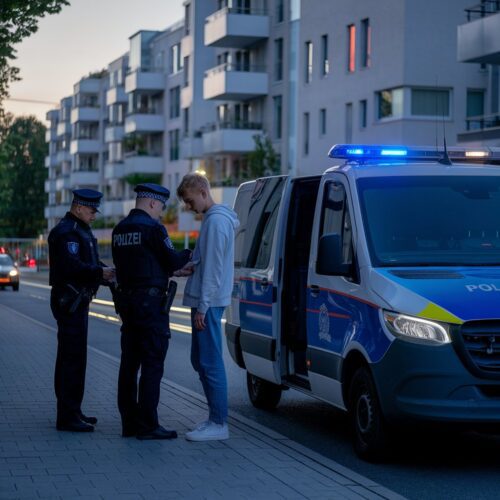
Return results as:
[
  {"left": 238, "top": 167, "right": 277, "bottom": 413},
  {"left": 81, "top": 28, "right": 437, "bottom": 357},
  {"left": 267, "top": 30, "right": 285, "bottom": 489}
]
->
[
  {"left": 48, "top": 189, "right": 115, "bottom": 432},
  {"left": 112, "top": 183, "right": 191, "bottom": 440}
]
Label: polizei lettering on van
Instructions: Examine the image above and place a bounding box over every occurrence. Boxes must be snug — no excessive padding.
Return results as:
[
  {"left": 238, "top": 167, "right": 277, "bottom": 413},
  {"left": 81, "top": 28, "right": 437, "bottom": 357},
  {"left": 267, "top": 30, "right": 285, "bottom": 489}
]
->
[
  {"left": 466, "top": 284, "right": 500, "bottom": 292},
  {"left": 113, "top": 232, "right": 142, "bottom": 246}
]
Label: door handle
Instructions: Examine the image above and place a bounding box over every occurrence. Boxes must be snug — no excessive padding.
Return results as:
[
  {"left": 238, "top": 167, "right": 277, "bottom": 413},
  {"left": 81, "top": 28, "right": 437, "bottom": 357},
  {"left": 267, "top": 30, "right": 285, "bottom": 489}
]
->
[
  {"left": 260, "top": 278, "right": 269, "bottom": 290},
  {"left": 310, "top": 285, "right": 320, "bottom": 297}
]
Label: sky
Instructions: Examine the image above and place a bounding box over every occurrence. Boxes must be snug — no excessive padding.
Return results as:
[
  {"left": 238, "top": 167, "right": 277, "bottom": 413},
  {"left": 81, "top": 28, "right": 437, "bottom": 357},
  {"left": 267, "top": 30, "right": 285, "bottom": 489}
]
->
[{"left": 4, "top": 0, "right": 185, "bottom": 123}]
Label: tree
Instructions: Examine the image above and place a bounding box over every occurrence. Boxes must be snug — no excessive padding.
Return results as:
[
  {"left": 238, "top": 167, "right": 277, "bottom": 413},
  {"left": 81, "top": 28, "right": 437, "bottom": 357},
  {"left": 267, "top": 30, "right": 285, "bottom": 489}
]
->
[
  {"left": 247, "top": 134, "right": 281, "bottom": 179},
  {"left": 0, "top": 114, "right": 47, "bottom": 237},
  {"left": 0, "top": 0, "right": 69, "bottom": 113}
]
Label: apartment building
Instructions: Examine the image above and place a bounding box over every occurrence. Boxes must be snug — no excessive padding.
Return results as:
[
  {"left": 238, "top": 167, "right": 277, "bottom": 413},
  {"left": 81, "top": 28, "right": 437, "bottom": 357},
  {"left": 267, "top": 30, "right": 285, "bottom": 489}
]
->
[
  {"left": 457, "top": 0, "right": 500, "bottom": 147},
  {"left": 45, "top": 0, "right": 492, "bottom": 229}
]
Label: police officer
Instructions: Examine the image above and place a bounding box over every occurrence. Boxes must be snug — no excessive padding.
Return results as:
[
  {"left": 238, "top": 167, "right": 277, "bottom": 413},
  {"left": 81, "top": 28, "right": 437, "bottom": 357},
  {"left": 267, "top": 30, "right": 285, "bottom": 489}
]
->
[
  {"left": 48, "top": 189, "right": 115, "bottom": 432},
  {"left": 112, "top": 183, "right": 191, "bottom": 440}
]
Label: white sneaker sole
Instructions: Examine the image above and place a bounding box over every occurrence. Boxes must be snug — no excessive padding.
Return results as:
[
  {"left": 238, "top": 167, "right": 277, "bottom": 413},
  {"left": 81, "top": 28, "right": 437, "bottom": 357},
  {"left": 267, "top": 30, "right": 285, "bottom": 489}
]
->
[{"left": 185, "top": 433, "right": 229, "bottom": 442}]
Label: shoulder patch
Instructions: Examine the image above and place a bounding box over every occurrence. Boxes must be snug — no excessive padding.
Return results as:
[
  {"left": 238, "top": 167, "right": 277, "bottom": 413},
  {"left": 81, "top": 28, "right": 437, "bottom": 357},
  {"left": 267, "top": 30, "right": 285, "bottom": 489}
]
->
[
  {"left": 163, "top": 236, "right": 174, "bottom": 250},
  {"left": 67, "top": 241, "right": 79, "bottom": 255}
]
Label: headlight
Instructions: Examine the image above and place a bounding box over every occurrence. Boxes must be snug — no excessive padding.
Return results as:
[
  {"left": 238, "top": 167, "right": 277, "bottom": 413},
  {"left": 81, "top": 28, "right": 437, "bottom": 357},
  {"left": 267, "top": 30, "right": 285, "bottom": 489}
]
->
[
  {"left": 9, "top": 269, "right": 18, "bottom": 277},
  {"left": 383, "top": 310, "right": 450, "bottom": 345}
]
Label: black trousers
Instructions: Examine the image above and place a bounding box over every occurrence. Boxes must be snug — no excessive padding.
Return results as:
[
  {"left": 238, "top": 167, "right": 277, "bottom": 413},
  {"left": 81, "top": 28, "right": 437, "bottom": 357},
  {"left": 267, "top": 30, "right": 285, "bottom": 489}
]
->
[
  {"left": 117, "top": 291, "right": 170, "bottom": 433},
  {"left": 51, "top": 292, "right": 89, "bottom": 424}
]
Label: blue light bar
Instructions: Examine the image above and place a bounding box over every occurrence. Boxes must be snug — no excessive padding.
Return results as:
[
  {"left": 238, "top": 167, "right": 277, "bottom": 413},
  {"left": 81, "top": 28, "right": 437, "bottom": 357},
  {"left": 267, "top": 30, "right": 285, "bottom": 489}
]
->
[{"left": 380, "top": 149, "right": 407, "bottom": 156}]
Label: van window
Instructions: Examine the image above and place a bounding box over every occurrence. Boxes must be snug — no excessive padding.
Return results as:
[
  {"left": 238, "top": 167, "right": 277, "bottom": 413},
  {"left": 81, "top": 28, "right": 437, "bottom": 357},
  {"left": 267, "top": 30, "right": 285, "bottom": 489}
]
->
[
  {"left": 233, "top": 185, "right": 253, "bottom": 267},
  {"left": 319, "top": 181, "right": 353, "bottom": 269},
  {"left": 244, "top": 177, "right": 286, "bottom": 269}
]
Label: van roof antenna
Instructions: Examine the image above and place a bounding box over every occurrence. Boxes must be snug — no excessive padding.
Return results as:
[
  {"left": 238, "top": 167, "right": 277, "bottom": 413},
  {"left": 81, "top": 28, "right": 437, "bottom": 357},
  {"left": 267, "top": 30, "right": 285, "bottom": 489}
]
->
[{"left": 438, "top": 101, "right": 452, "bottom": 165}]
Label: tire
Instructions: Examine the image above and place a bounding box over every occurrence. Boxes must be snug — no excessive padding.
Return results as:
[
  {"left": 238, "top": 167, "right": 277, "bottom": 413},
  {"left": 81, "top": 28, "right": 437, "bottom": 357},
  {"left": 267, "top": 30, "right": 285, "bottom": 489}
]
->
[
  {"left": 246, "top": 372, "right": 282, "bottom": 410},
  {"left": 349, "top": 366, "right": 392, "bottom": 462},
  {"left": 12, "top": 284, "right": 19, "bottom": 292}
]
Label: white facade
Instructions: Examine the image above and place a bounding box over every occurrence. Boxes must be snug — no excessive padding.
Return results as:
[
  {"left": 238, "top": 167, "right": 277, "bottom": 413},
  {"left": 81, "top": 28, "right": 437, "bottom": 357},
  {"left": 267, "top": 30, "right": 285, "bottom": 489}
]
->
[{"left": 45, "top": 0, "right": 492, "bottom": 229}]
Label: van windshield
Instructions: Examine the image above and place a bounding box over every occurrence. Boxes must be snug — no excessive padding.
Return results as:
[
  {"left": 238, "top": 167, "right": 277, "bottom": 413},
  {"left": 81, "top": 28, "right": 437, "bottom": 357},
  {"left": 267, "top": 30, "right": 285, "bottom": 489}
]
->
[{"left": 357, "top": 175, "right": 500, "bottom": 267}]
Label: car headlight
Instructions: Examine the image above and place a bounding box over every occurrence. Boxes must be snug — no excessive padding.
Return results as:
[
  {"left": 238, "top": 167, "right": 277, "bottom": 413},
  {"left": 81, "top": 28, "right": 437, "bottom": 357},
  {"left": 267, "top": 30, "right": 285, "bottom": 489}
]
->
[
  {"left": 382, "top": 310, "right": 451, "bottom": 345},
  {"left": 9, "top": 269, "right": 18, "bottom": 277}
]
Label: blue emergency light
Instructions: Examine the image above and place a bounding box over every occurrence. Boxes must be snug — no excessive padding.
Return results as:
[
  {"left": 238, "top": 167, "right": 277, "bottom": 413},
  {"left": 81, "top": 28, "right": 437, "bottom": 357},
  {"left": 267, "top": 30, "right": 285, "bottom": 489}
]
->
[{"left": 329, "top": 144, "right": 500, "bottom": 163}]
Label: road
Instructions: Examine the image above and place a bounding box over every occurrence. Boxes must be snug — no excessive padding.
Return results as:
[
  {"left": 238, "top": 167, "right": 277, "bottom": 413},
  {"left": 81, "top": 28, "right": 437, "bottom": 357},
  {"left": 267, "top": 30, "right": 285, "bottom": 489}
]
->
[{"left": 2, "top": 272, "right": 500, "bottom": 499}]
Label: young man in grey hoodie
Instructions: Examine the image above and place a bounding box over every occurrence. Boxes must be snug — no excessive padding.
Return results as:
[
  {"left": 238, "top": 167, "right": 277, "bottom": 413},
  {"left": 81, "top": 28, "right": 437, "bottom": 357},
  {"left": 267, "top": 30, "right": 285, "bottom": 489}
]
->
[{"left": 176, "top": 173, "right": 239, "bottom": 441}]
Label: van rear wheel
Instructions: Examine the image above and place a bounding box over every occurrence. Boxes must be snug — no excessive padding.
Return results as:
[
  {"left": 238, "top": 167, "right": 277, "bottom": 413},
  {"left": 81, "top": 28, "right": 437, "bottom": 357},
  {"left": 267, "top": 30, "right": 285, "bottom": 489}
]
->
[
  {"left": 349, "top": 366, "right": 392, "bottom": 462},
  {"left": 247, "top": 373, "right": 282, "bottom": 410}
]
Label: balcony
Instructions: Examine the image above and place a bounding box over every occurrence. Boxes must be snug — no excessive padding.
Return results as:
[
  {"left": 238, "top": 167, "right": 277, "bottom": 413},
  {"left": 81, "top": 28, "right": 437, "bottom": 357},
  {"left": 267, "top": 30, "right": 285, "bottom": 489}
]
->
[
  {"left": 458, "top": 2, "right": 500, "bottom": 63},
  {"left": 71, "top": 107, "right": 100, "bottom": 123},
  {"left": 202, "top": 121, "right": 262, "bottom": 154},
  {"left": 204, "top": 7, "right": 269, "bottom": 48},
  {"left": 45, "top": 204, "right": 70, "bottom": 219},
  {"left": 45, "top": 155, "right": 58, "bottom": 168},
  {"left": 44, "top": 179, "right": 57, "bottom": 193},
  {"left": 55, "top": 176, "right": 70, "bottom": 191},
  {"left": 124, "top": 113, "right": 164, "bottom": 134},
  {"left": 105, "top": 125, "right": 125, "bottom": 143},
  {"left": 45, "top": 128, "right": 57, "bottom": 142},
  {"left": 74, "top": 78, "right": 101, "bottom": 94},
  {"left": 70, "top": 170, "right": 100, "bottom": 186},
  {"left": 70, "top": 139, "right": 101, "bottom": 154},
  {"left": 204, "top": 63, "right": 268, "bottom": 100},
  {"left": 125, "top": 69, "right": 165, "bottom": 93},
  {"left": 56, "top": 150, "right": 71, "bottom": 164},
  {"left": 458, "top": 113, "right": 500, "bottom": 142},
  {"left": 56, "top": 121, "right": 71, "bottom": 137},
  {"left": 104, "top": 162, "right": 125, "bottom": 180},
  {"left": 124, "top": 153, "right": 163, "bottom": 175},
  {"left": 181, "top": 134, "right": 203, "bottom": 158},
  {"left": 106, "top": 86, "right": 127, "bottom": 105},
  {"left": 101, "top": 200, "right": 127, "bottom": 218}
]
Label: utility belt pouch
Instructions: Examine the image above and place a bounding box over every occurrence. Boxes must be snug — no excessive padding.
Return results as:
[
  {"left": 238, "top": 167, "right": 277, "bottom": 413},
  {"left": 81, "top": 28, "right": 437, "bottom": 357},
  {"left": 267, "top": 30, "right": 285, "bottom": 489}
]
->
[{"left": 161, "top": 280, "right": 177, "bottom": 314}]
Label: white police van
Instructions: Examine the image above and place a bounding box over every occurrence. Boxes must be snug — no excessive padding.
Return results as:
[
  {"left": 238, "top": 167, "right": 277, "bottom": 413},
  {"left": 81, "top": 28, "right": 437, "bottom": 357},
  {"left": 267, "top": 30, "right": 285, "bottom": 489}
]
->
[{"left": 225, "top": 144, "right": 500, "bottom": 460}]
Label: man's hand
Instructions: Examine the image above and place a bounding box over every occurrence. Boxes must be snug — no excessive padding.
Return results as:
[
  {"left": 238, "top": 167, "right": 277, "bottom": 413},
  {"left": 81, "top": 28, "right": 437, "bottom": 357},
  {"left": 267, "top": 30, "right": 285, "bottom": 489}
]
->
[
  {"left": 194, "top": 311, "right": 206, "bottom": 330},
  {"left": 102, "top": 267, "right": 115, "bottom": 281},
  {"left": 173, "top": 261, "right": 195, "bottom": 277}
]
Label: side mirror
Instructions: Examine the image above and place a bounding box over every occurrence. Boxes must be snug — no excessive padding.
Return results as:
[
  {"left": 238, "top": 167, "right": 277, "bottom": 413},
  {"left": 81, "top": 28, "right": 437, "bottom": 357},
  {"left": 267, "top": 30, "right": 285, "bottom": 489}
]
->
[{"left": 316, "top": 233, "right": 351, "bottom": 276}]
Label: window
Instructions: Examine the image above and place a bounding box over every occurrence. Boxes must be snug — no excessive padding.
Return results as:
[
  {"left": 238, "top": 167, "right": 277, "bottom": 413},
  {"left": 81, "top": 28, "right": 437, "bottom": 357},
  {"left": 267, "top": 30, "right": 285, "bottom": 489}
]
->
[
  {"left": 319, "top": 182, "right": 353, "bottom": 271},
  {"left": 377, "top": 88, "right": 403, "bottom": 119},
  {"left": 169, "top": 86, "right": 180, "bottom": 119},
  {"left": 345, "top": 103, "right": 353, "bottom": 143},
  {"left": 466, "top": 89, "right": 485, "bottom": 130},
  {"left": 411, "top": 88, "right": 450, "bottom": 117},
  {"left": 319, "top": 108, "right": 327, "bottom": 136},
  {"left": 183, "top": 107, "right": 189, "bottom": 136},
  {"left": 184, "top": 3, "right": 191, "bottom": 35},
  {"left": 169, "top": 43, "right": 182, "bottom": 74},
  {"left": 276, "top": 0, "right": 284, "bottom": 22},
  {"left": 321, "top": 34, "right": 329, "bottom": 77},
  {"left": 274, "top": 38, "right": 283, "bottom": 81},
  {"left": 169, "top": 129, "right": 180, "bottom": 161},
  {"left": 347, "top": 24, "right": 356, "bottom": 73},
  {"left": 360, "top": 18, "right": 371, "bottom": 68},
  {"left": 303, "top": 112, "right": 310, "bottom": 155},
  {"left": 305, "top": 41, "right": 313, "bottom": 83},
  {"left": 360, "top": 99, "right": 367, "bottom": 128},
  {"left": 183, "top": 56, "right": 190, "bottom": 87},
  {"left": 273, "top": 95, "right": 282, "bottom": 139}
]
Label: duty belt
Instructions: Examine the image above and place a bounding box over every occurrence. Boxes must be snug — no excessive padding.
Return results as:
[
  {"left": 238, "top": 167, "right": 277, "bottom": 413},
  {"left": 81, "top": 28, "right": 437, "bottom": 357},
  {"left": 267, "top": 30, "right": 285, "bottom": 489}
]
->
[{"left": 117, "top": 286, "right": 166, "bottom": 296}]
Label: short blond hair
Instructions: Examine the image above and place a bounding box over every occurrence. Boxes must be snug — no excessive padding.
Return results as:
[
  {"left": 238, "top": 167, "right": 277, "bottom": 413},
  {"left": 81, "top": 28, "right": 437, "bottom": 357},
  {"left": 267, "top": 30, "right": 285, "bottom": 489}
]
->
[{"left": 177, "top": 173, "right": 210, "bottom": 199}]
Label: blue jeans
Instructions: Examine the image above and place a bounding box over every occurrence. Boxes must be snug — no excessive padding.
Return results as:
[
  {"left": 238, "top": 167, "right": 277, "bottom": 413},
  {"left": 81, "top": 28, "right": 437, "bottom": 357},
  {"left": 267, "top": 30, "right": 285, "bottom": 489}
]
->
[{"left": 190, "top": 307, "right": 227, "bottom": 424}]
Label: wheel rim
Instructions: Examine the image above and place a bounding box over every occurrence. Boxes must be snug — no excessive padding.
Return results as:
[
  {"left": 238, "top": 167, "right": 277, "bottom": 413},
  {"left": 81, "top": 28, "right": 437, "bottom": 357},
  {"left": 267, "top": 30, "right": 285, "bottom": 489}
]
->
[{"left": 356, "top": 391, "right": 373, "bottom": 435}]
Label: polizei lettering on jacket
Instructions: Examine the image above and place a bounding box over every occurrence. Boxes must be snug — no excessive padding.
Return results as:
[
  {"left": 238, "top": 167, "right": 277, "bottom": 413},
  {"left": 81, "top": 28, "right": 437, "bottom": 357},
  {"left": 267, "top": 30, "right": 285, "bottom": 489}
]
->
[
  {"left": 113, "top": 232, "right": 142, "bottom": 246},
  {"left": 466, "top": 283, "right": 500, "bottom": 292}
]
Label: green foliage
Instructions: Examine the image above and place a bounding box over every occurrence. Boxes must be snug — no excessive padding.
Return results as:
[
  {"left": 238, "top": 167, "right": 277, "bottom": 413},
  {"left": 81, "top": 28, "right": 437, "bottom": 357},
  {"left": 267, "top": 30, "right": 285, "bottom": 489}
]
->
[
  {"left": 124, "top": 173, "right": 162, "bottom": 186},
  {"left": 169, "top": 234, "right": 196, "bottom": 251},
  {"left": 0, "top": 0, "right": 69, "bottom": 113},
  {"left": 0, "top": 114, "right": 47, "bottom": 237},
  {"left": 247, "top": 134, "right": 281, "bottom": 179}
]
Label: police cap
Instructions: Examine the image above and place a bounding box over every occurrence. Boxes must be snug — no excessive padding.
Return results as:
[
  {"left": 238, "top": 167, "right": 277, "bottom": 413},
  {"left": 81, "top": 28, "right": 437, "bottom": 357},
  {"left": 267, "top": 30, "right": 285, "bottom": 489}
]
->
[
  {"left": 72, "top": 189, "right": 103, "bottom": 210},
  {"left": 134, "top": 183, "right": 170, "bottom": 204}
]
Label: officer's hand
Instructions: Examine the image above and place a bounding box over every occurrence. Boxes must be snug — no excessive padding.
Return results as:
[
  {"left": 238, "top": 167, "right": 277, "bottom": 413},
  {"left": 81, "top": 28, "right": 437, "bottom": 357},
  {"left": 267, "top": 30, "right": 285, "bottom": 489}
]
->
[
  {"left": 194, "top": 311, "right": 206, "bottom": 330},
  {"left": 173, "top": 261, "right": 195, "bottom": 277},
  {"left": 102, "top": 267, "right": 115, "bottom": 281}
]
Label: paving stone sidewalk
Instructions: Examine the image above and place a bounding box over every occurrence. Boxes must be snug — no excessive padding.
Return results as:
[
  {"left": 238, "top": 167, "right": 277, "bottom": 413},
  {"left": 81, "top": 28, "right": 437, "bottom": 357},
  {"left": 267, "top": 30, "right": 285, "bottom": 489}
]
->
[{"left": 0, "top": 303, "right": 405, "bottom": 500}]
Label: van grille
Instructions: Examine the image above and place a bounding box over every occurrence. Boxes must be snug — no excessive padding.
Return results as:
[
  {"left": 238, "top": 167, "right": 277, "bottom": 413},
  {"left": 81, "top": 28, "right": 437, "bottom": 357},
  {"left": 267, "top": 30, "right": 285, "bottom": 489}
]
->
[{"left": 460, "top": 321, "right": 500, "bottom": 375}]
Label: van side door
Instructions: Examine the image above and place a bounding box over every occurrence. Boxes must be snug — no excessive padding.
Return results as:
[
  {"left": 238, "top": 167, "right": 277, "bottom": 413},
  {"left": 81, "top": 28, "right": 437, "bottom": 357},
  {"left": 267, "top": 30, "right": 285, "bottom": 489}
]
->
[
  {"left": 306, "top": 175, "right": 359, "bottom": 408},
  {"left": 238, "top": 176, "right": 289, "bottom": 384}
]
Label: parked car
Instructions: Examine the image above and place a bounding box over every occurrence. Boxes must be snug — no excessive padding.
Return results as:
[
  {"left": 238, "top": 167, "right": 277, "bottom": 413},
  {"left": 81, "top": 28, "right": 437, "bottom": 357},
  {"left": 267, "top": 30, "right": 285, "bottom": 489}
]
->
[{"left": 0, "top": 253, "right": 20, "bottom": 291}]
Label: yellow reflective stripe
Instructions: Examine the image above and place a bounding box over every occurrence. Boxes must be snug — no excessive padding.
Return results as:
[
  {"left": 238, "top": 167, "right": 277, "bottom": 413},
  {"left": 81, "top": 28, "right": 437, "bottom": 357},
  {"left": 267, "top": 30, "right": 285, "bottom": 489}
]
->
[{"left": 417, "top": 303, "right": 463, "bottom": 325}]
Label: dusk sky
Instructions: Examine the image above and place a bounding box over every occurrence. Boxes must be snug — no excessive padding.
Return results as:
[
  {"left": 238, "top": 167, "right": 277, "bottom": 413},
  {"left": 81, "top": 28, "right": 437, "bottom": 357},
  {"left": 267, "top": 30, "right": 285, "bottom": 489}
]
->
[{"left": 4, "top": 0, "right": 185, "bottom": 123}]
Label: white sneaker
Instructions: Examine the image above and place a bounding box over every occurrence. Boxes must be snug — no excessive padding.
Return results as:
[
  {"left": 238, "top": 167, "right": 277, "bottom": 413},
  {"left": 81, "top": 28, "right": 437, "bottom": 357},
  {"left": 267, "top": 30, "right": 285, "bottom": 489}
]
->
[{"left": 185, "top": 421, "right": 229, "bottom": 441}]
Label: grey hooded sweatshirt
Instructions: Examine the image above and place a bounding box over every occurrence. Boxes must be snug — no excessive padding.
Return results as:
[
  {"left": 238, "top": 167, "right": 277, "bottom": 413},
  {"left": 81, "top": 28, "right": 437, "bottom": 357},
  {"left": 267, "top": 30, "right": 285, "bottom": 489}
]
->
[{"left": 182, "top": 204, "right": 240, "bottom": 314}]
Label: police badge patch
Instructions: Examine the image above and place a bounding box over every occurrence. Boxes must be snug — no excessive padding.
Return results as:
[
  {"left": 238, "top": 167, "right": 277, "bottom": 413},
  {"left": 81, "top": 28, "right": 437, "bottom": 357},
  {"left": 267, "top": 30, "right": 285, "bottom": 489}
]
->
[
  {"left": 67, "top": 241, "right": 79, "bottom": 254},
  {"left": 163, "top": 237, "right": 174, "bottom": 250}
]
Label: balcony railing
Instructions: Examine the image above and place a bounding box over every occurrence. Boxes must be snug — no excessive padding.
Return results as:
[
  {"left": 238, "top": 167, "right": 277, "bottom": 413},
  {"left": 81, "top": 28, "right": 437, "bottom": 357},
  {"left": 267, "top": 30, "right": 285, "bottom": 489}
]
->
[
  {"left": 206, "top": 6, "right": 268, "bottom": 23},
  {"left": 466, "top": 113, "right": 500, "bottom": 130},
  {"left": 205, "top": 62, "right": 266, "bottom": 78},
  {"left": 465, "top": 0, "right": 500, "bottom": 21},
  {"left": 204, "top": 120, "right": 262, "bottom": 132}
]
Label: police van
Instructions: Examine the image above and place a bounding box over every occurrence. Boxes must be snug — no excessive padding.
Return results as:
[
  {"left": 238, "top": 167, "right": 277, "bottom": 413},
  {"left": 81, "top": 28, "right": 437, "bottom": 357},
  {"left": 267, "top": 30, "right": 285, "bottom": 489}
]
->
[{"left": 225, "top": 144, "right": 500, "bottom": 460}]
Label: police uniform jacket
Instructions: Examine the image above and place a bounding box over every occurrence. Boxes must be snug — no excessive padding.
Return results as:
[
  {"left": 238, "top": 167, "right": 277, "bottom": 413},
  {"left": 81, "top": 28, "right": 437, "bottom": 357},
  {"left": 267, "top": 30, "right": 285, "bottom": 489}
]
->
[
  {"left": 48, "top": 211, "right": 103, "bottom": 291},
  {"left": 112, "top": 208, "right": 190, "bottom": 290}
]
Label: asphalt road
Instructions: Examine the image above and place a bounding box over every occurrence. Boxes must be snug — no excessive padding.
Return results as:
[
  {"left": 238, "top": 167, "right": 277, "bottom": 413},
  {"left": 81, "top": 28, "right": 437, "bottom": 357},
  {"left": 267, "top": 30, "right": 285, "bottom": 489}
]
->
[{"left": 2, "top": 272, "right": 500, "bottom": 499}]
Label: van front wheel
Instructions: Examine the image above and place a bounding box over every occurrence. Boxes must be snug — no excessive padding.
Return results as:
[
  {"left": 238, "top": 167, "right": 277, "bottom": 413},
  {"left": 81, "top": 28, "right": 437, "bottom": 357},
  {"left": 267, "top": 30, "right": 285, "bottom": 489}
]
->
[
  {"left": 247, "top": 373, "right": 282, "bottom": 410},
  {"left": 349, "top": 366, "right": 392, "bottom": 462}
]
